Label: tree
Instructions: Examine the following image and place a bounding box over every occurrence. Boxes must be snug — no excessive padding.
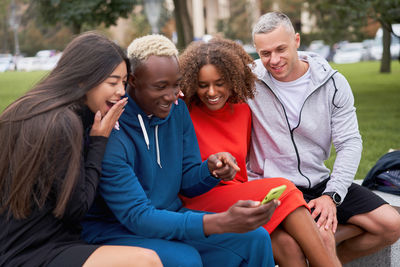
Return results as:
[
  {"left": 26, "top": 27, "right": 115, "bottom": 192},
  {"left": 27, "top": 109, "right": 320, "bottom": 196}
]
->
[
  {"left": 0, "top": 0, "right": 12, "bottom": 53},
  {"left": 306, "top": 0, "right": 400, "bottom": 73},
  {"left": 260, "top": 0, "right": 304, "bottom": 31},
  {"left": 217, "top": 0, "right": 253, "bottom": 44},
  {"left": 33, "top": 0, "right": 138, "bottom": 34},
  {"left": 358, "top": 0, "right": 400, "bottom": 72},
  {"left": 33, "top": 0, "right": 191, "bottom": 49},
  {"left": 172, "top": 0, "right": 193, "bottom": 50}
]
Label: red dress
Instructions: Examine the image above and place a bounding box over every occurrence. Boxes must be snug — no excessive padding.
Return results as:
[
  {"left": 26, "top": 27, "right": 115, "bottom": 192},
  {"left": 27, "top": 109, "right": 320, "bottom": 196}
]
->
[{"left": 181, "top": 102, "right": 309, "bottom": 233}]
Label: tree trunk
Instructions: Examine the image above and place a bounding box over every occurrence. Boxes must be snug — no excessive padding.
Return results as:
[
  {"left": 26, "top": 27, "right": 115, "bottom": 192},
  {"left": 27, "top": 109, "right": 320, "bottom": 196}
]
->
[
  {"left": 173, "top": 0, "right": 193, "bottom": 51},
  {"left": 1, "top": 16, "right": 9, "bottom": 52},
  {"left": 380, "top": 25, "right": 391, "bottom": 73},
  {"left": 72, "top": 21, "right": 81, "bottom": 34}
]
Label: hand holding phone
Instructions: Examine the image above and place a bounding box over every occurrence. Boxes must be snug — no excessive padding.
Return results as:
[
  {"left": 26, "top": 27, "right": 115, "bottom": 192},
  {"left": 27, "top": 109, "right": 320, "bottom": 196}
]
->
[{"left": 261, "top": 185, "right": 287, "bottom": 205}]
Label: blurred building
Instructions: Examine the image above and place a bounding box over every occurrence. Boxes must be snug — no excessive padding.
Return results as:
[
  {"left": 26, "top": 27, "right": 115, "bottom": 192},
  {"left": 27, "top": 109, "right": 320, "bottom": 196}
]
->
[
  {"left": 189, "top": 0, "right": 260, "bottom": 40},
  {"left": 110, "top": 0, "right": 262, "bottom": 44},
  {"left": 108, "top": 0, "right": 321, "bottom": 45}
]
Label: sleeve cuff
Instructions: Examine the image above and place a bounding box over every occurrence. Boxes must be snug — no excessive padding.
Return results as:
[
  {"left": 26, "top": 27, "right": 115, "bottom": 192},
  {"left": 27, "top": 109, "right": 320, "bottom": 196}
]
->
[
  {"left": 200, "top": 160, "right": 220, "bottom": 187},
  {"left": 186, "top": 212, "right": 207, "bottom": 240}
]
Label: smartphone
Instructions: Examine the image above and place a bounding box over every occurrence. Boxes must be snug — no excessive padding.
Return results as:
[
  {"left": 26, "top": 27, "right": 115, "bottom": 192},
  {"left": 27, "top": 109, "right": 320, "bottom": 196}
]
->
[{"left": 261, "top": 185, "right": 287, "bottom": 204}]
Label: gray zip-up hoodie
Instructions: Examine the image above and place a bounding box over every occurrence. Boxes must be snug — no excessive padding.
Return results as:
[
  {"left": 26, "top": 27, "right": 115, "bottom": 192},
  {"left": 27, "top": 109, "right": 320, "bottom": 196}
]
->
[{"left": 247, "top": 51, "right": 362, "bottom": 200}]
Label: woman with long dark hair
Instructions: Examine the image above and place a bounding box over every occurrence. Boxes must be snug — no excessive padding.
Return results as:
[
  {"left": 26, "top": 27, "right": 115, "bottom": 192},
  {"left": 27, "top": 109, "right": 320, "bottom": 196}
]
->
[{"left": 0, "top": 32, "right": 162, "bottom": 267}]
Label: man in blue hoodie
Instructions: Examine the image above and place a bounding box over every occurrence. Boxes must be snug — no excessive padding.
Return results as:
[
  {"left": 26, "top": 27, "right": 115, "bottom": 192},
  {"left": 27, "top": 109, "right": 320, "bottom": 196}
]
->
[
  {"left": 246, "top": 11, "right": 400, "bottom": 264},
  {"left": 81, "top": 34, "right": 277, "bottom": 267}
]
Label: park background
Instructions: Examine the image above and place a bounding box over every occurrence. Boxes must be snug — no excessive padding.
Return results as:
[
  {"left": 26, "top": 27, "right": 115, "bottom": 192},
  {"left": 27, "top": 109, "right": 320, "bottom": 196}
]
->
[{"left": 0, "top": 0, "right": 399, "bottom": 181}]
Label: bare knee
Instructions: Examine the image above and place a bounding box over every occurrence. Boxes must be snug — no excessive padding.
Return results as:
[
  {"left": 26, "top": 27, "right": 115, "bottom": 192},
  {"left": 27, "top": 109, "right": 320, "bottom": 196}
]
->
[
  {"left": 366, "top": 205, "right": 400, "bottom": 244},
  {"left": 271, "top": 229, "right": 305, "bottom": 262},
  {"left": 133, "top": 249, "right": 162, "bottom": 267},
  {"left": 83, "top": 245, "right": 162, "bottom": 267},
  {"left": 319, "top": 227, "right": 336, "bottom": 252},
  {"left": 380, "top": 210, "right": 400, "bottom": 244}
]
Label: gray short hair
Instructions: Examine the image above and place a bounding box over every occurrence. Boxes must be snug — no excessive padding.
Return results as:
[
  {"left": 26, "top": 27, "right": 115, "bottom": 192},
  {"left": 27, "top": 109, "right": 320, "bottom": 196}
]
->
[{"left": 252, "top": 12, "right": 295, "bottom": 43}]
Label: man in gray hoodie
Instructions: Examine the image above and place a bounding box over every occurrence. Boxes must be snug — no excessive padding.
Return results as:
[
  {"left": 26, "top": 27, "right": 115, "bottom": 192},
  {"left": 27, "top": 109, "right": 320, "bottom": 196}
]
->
[{"left": 247, "top": 11, "right": 400, "bottom": 264}]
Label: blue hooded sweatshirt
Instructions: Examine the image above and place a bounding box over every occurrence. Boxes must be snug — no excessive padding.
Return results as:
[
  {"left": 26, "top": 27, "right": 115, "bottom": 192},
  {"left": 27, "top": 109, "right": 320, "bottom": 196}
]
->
[{"left": 81, "top": 96, "right": 220, "bottom": 241}]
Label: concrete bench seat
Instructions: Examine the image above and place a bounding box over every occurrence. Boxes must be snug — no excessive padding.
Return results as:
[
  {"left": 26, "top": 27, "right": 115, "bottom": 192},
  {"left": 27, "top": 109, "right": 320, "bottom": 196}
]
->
[{"left": 344, "top": 179, "right": 400, "bottom": 267}]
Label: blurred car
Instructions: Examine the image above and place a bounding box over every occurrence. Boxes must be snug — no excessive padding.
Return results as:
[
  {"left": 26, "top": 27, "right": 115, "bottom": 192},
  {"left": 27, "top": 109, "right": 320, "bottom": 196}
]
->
[
  {"left": 243, "top": 44, "right": 259, "bottom": 59},
  {"left": 16, "top": 51, "right": 62, "bottom": 71},
  {"left": 332, "top": 42, "right": 367, "bottom": 64},
  {"left": 39, "top": 53, "right": 62, "bottom": 70},
  {"left": 307, "top": 40, "right": 330, "bottom": 60},
  {"left": 0, "top": 54, "right": 15, "bottom": 72},
  {"left": 362, "top": 39, "right": 376, "bottom": 60},
  {"left": 35, "top": 49, "right": 57, "bottom": 58}
]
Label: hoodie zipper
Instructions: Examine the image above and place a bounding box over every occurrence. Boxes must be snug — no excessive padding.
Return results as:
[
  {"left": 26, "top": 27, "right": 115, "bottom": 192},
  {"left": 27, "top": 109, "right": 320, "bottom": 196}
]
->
[
  {"left": 260, "top": 79, "right": 311, "bottom": 188},
  {"left": 260, "top": 72, "right": 337, "bottom": 188}
]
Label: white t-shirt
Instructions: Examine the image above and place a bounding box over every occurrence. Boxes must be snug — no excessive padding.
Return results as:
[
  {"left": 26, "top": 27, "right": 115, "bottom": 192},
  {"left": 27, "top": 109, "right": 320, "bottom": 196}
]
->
[{"left": 270, "top": 67, "right": 311, "bottom": 129}]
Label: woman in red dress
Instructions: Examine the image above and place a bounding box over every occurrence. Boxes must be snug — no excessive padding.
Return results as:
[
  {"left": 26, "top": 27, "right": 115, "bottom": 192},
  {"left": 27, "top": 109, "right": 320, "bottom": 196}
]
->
[{"left": 179, "top": 37, "right": 341, "bottom": 267}]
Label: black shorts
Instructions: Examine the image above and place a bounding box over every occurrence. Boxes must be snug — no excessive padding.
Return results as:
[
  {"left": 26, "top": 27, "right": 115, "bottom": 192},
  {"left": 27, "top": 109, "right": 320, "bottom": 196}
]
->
[
  {"left": 298, "top": 178, "right": 388, "bottom": 224},
  {"left": 47, "top": 244, "right": 101, "bottom": 267}
]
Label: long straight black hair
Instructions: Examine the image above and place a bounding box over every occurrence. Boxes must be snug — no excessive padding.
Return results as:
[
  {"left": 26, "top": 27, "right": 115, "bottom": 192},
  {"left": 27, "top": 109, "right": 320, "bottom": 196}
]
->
[{"left": 0, "top": 31, "right": 130, "bottom": 219}]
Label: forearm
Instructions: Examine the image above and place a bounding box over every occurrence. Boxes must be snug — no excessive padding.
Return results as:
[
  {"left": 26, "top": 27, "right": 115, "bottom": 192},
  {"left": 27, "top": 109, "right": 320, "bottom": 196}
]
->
[
  {"left": 203, "top": 213, "right": 224, "bottom": 236},
  {"left": 328, "top": 135, "right": 362, "bottom": 197},
  {"left": 181, "top": 160, "right": 220, "bottom": 197},
  {"left": 329, "top": 73, "right": 362, "bottom": 197},
  {"left": 63, "top": 135, "right": 108, "bottom": 219}
]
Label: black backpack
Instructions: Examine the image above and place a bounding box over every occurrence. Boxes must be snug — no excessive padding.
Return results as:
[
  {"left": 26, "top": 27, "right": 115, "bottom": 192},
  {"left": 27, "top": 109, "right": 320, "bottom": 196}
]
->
[{"left": 362, "top": 150, "right": 400, "bottom": 196}]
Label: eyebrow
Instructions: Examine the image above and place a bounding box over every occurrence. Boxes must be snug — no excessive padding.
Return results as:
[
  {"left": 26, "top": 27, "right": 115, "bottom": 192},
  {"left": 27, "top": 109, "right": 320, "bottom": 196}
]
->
[
  {"left": 198, "top": 78, "right": 223, "bottom": 82},
  {"left": 108, "top": 74, "right": 128, "bottom": 79}
]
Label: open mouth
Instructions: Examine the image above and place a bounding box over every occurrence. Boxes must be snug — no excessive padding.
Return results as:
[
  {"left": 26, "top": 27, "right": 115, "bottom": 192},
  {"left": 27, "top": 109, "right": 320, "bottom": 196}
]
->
[{"left": 106, "top": 100, "right": 117, "bottom": 109}]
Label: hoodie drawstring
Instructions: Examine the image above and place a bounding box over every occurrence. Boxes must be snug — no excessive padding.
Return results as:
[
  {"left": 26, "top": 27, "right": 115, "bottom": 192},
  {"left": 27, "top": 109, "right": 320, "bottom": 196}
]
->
[
  {"left": 138, "top": 114, "right": 149, "bottom": 149},
  {"left": 155, "top": 125, "right": 162, "bottom": 168},
  {"left": 138, "top": 114, "right": 162, "bottom": 168}
]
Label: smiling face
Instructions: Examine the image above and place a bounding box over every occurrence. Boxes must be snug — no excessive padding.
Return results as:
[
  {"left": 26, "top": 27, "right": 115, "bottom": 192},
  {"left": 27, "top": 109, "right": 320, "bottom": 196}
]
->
[
  {"left": 129, "top": 55, "right": 180, "bottom": 119},
  {"left": 196, "top": 64, "right": 231, "bottom": 111},
  {"left": 254, "top": 25, "right": 303, "bottom": 82},
  {"left": 85, "top": 61, "right": 127, "bottom": 116}
]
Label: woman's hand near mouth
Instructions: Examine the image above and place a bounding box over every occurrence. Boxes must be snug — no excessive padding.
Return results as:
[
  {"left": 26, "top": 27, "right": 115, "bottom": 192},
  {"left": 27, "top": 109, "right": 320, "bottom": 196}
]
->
[{"left": 90, "top": 97, "right": 128, "bottom": 137}]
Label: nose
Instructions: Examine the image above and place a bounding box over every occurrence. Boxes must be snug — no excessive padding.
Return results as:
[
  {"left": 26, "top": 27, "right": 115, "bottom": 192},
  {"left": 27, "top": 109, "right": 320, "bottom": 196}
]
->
[
  {"left": 206, "top": 85, "right": 217, "bottom": 97},
  {"left": 116, "top": 81, "right": 126, "bottom": 96},
  {"left": 164, "top": 87, "right": 178, "bottom": 102},
  {"left": 270, "top": 52, "right": 280, "bottom": 65}
]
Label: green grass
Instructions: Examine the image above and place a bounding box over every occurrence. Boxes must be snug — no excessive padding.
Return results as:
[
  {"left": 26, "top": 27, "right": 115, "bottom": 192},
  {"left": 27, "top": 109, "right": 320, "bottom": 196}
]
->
[
  {"left": 0, "top": 71, "right": 48, "bottom": 111},
  {"left": 0, "top": 61, "right": 399, "bottom": 180},
  {"left": 327, "top": 61, "right": 400, "bottom": 180}
]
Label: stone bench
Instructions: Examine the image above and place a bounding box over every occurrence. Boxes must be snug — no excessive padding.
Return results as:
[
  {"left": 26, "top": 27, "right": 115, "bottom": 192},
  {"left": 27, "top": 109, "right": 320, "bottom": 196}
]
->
[{"left": 344, "top": 180, "right": 400, "bottom": 267}]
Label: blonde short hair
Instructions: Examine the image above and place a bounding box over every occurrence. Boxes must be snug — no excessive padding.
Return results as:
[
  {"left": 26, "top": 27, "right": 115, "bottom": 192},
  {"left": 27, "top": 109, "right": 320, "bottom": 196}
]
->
[{"left": 127, "top": 34, "right": 178, "bottom": 62}]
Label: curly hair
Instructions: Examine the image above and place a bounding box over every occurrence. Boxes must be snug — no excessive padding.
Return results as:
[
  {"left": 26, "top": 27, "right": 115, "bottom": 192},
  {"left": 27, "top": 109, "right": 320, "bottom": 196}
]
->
[
  {"left": 127, "top": 34, "right": 178, "bottom": 74},
  {"left": 179, "top": 37, "right": 257, "bottom": 108}
]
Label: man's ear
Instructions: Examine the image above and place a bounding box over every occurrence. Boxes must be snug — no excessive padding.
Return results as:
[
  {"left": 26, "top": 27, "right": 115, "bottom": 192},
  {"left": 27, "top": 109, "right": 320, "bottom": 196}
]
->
[
  {"left": 128, "top": 74, "right": 135, "bottom": 88},
  {"left": 295, "top": 32, "right": 301, "bottom": 49}
]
